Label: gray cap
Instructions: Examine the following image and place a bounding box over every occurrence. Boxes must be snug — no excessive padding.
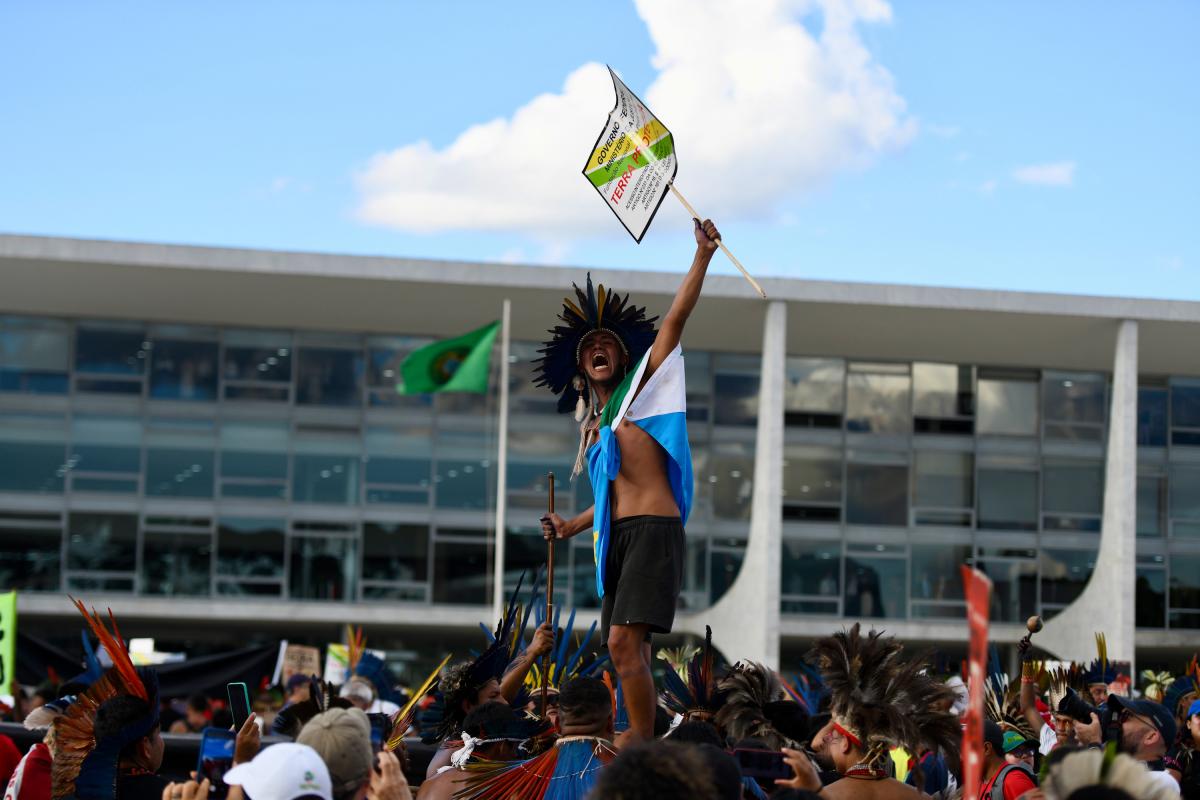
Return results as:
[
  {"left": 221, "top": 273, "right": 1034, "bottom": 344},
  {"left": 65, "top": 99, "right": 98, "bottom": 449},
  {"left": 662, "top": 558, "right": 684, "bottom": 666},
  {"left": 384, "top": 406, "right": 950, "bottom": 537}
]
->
[{"left": 297, "top": 707, "right": 373, "bottom": 798}]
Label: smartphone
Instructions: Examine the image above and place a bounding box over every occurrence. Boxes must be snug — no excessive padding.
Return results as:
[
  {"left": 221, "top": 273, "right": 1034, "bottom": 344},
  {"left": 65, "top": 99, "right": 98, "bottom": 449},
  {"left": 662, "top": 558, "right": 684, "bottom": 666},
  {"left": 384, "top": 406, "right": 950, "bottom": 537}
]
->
[
  {"left": 733, "top": 748, "right": 792, "bottom": 782},
  {"left": 196, "top": 727, "right": 236, "bottom": 799},
  {"left": 227, "top": 682, "right": 251, "bottom": 732},
  {"left": 366, "top": 712, "right": 391, "bottom": 752}
]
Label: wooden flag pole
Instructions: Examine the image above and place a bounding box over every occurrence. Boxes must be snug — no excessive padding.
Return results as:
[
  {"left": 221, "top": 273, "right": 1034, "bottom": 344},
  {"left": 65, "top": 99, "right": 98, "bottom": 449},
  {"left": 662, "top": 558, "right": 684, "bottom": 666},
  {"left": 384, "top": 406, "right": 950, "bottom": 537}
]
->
[
  {"left": 668, "top": 182, "right": 767, "bottom": 299},
  {"left": 542, "top": 472, "right": 556, "bottom": 717}
]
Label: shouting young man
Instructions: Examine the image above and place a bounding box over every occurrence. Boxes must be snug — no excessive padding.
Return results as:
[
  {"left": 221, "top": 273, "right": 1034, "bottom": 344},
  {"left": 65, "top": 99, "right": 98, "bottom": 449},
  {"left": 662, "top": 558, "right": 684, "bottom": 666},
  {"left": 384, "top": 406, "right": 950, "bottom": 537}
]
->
[{"left": 537, "top": 218, "right": 721, "bottom": 744}]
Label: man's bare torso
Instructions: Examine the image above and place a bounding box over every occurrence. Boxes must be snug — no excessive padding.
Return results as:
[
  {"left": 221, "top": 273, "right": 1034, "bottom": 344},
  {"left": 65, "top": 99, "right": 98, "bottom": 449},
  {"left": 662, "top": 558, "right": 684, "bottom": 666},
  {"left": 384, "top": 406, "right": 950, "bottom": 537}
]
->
[
  {"left": 820, "top": 777, "right": 928, "bottom": 799},
  {"left": 590, "top": 415, "right": 678, "bottom": 520}
]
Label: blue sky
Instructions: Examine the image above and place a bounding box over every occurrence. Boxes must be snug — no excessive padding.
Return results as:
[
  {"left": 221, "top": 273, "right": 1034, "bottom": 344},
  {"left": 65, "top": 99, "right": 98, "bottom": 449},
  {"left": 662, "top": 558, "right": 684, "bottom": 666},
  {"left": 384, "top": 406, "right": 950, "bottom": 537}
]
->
[{"left": 1, "top": 1, "right": 1196, "bottom": 299}]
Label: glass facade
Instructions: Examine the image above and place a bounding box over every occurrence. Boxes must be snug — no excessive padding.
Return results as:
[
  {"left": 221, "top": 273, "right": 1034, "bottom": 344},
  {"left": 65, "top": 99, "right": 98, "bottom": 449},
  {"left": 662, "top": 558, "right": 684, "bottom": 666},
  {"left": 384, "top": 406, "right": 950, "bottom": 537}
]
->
[{"left": 1, "top": 312, "right": 1198, "bottom": 634}]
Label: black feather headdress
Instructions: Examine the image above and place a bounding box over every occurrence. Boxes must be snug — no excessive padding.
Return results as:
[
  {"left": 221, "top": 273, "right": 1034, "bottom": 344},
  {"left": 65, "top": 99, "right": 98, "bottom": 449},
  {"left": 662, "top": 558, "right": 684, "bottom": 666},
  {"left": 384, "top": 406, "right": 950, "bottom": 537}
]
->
[
  {"left": 533, "top": 273, "right": 657, "bottom": 416},
  {"left": 713, "top": 661, "right": 806, "bottom": 750},
  {"left": 809, "top": 624, "right": 959, "bottom": 769}
]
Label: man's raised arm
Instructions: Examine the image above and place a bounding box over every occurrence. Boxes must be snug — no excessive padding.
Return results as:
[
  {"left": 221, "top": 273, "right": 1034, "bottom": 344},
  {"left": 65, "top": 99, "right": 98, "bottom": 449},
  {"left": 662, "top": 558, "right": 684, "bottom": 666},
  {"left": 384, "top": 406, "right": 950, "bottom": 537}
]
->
[{"left": 645, "top": 218, "right": 720, "bottom": 377}]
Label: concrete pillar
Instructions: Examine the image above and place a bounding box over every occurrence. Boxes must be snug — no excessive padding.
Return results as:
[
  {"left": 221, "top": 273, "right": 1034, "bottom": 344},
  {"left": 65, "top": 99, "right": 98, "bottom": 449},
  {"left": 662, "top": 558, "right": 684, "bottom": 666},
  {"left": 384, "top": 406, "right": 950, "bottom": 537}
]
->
[
  {"left": 1040, "top": 319, "right": 1138, "bottom": 671},
  {"left": 678, "top": 301, "right": 786, "bottom": 667}
]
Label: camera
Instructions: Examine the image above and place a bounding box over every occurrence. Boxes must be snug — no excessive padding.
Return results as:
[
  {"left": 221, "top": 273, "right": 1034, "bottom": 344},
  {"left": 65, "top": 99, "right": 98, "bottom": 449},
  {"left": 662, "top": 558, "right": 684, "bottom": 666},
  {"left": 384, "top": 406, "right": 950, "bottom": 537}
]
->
[{"left": 1057, "top": 689, "right": 1120, "bottom": 742}]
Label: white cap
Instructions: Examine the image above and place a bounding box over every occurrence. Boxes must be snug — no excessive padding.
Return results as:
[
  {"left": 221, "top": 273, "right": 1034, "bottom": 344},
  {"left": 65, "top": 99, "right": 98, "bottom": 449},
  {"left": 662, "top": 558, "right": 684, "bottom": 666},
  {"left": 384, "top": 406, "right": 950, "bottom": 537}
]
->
[{"left": 224, "top": 743, "right": 333, "bottom": 800}]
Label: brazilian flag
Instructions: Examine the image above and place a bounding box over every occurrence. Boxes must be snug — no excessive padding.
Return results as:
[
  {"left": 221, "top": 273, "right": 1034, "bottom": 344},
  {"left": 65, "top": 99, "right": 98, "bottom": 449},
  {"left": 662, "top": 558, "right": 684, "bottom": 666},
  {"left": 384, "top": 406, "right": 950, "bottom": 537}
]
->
[{"left": 397, "top": 320, "right": 499, "bottom": 395}]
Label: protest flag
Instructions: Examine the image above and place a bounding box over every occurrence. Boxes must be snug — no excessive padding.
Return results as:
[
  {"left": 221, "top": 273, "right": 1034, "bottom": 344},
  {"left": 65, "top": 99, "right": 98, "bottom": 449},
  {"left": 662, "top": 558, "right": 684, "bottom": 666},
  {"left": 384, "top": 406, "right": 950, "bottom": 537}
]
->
[
  {"left": 397, "top": 320, "right": 499, "bottom": 395},
  {"left": 0, "top": 591, "right": 15, "bottom": 689},
  {"left": 582, "top": 67, "right": 766, "bottom": 298}
]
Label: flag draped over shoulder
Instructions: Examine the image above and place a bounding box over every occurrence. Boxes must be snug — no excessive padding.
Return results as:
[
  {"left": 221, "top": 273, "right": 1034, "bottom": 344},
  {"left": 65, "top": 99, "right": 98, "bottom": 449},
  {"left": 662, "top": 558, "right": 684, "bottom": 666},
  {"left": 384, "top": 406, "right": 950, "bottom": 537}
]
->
[
  {"left": 582, "top": 67, "right": 678, "bottom": 243},
  {"left": 397, "top": 320, "right": 499, "bottom": 395},
  {"left": 587, "top": 345, "right": 692, "bottom": 597}
]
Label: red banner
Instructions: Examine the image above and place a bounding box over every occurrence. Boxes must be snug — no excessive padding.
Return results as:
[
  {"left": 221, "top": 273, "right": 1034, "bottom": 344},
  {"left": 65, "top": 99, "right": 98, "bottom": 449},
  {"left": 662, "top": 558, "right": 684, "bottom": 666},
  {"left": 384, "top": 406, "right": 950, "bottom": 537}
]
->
[{"left": 960, "top": 565, "right": 993, "bottom": 800}]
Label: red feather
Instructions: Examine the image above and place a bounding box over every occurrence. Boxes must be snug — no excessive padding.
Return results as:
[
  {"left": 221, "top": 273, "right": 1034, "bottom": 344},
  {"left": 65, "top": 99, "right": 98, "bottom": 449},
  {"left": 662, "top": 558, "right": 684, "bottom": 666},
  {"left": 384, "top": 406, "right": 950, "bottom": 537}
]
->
[{"left": 71, "top": 597, "right": 147, "bottom": 701}]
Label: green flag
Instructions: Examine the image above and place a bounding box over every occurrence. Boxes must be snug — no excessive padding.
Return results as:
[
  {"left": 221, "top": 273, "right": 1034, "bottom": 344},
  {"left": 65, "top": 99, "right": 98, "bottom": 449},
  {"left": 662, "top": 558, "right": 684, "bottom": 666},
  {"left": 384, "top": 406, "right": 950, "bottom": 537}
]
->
[{"left": 398, "top": 320, "right": 499, "bottom": 395}]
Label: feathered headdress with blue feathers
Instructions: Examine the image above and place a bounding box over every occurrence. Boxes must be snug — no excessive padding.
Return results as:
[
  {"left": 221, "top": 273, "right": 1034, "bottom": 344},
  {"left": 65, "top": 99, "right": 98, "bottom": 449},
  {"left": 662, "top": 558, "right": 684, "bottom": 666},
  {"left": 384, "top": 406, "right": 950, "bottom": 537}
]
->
[
  {"left": 659, "top": 626, "right": 724, "bottom": 721},
  {"left": 523, "top": 604, "right": 608, "bottom": 698},
  {"left": 534, "top": 273, "right": 657, "bottom": 418}
]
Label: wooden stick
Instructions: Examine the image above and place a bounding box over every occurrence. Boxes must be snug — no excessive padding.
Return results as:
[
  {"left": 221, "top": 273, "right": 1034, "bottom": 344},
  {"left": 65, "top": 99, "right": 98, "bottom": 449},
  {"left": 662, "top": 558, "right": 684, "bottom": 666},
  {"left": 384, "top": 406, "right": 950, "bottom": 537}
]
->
[
  {"left": 542, "top": 472, "right": 556, "bottom": 717},
  {"left": 668, "top": 182, "right": 767, "bottom": 299}
]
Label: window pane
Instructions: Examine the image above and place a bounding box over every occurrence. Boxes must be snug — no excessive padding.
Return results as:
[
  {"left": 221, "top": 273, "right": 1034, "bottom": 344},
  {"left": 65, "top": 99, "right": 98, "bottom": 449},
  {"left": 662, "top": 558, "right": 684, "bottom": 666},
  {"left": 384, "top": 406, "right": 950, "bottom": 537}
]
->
[
  {"left": 711, "top": 443, "right": 754, "bottom": 520},
  {"left": 75, "top": 327, "right": 146, "bottom": 376},
  {"left": 1171, "top": 383, "right": 1200, "bottom": 429},
  {"left": 1044, "top": 373, "right": 1105, "bottom": 424},
  {"left": 913, "top": 363, "right": 974, "bottom": 430},
  {"left": 297, "top": 348, "right": 363, "bottom": 406},
  {"left": 142, "top": 533, "right": 211, "bottom": 596},
  {"left": 977, "top": 559, "right": 1037, "bottom": 622},
  {"left": 67, "top": 513, "right": 137, "bottom": 572},
  {"left": 0, "top": 317, "right": 69, "bottom": 393},
  {"left": 1137, "top": 473, "right": 1165, "bottom": 537},
  {"left": 434, "top": 430, "right": 493, "bottom": 511},
  {"left": 978, "top": 466, "right": 1038, "bottom": 530},
  {"left": 223, "top": 333, "right": 292, "bottom": 383},
  {"left": 977, "top": 378, "right": 1038, "bottom": 436},
  {"left": 685, "top": 351, "right": 712, "bottom": 423},
  {"left": 710, "top": 546, "right": 745, "bottom": 605},
  {"left": 910, "top": 544, "right": 970, "bottom": 601},
  {"left": 293, "top": 454, "right": 359, "bottom": 504},
  {"left": 217, "top": 518, "right": 285, "bottom": 578},
  {"left": 913, "top": 452, "right": 973, "bottom": 510},
  {"left": 785, "top": 358, "right": 844, "bottom": 427},
  {"left": 1170, "top": 465, "right": 1200, "bottom": 526},
  {"left": 1170, "top": 555, "right": 1200, "bottom": 610},
  {"left": 845, "top": 461, "right": 907, "bottom": 526},
  {"left": 290, "top": 536, "right": 356, "bottom": 601},
  {"left": 1043, "top": 460, "right": 1103, "bottom": 516},
  {"left": 363, "top": 522, "right": 428, "bottom": 582},
  {"left": 502, "top": 526, "right": 565, "bottom": 597},
  {"left": 1136, "top": 567, "right": 1166, "bottom": 628},
  {"left": 782, "top": 445, "right": 841, "bottom": 522},
  {"left": 1137, "top": 387, "right": 1168, "bottom": 447},
  {"left": 149, "top": 340, "right": 218, "bottom": 401},
  {"left": 0, "top": 525, "right": 61, "bottom": 591},
  {"left": 844, "top": 556, "right": 905, "bottom": 618},
  {"left": 146, "top": 449, "right": 214, "bottom": 498},
  {"left": 433, "top": 539, "right": 490, "bottom": 604},
  {"left": 571, "top": 539, "right": 602, "bottom": 610},
  {"left": 713, "top": 355, "right": 760, "bottom": 427},
  {"left": 781, "top": 540, "right": 840, "bottom": 596},
  {"left": 70, "top": 416, "right": 142, "bottom": 478},
  {"left": 846, "top": 371, "right": 910, "bottom": 434},
  {"left": 0, "top": 414, "right": 66, "bottom": 493},
  {"left": 1040, "top": 548, "right": 1096, "bottom": 606}
]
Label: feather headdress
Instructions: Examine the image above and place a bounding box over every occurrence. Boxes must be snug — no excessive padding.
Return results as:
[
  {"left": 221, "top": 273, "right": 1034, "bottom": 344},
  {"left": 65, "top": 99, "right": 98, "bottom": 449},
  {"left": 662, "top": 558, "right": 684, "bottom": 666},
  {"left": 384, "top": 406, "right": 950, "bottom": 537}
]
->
[
  {"left": 451, "top": 737, "right": 617, "bottom": 800},
  {"left": 714, "top": 661, "right": 806, "bottom": 750},
  {"left": 780, "top": 660, "right": 829, "bottom": 716},
  {"left": 533, "top": 273, "right": 657, "bottom": 417},
  {"left": 523, "top": 605, "right": 608, "bottom": 697},
  {"left": 385, "top": 653, "right": 452, "bottom": 752},
  {"left": 271, "top": 677, "right": 337, "bottom": 738},
  {"left": 52, "top": 600, "right": 159, "bottom": 800},
  {"left": 808, "top": 624, "right": 959, "bottom": 769},
  {"left": 660, "top": 626, "right": 724, "bottom": 721},
  {"left": 1163, "top": 655, "right": 1200, "bottom": 723},
  {"left": 1040, "top": 746, "right": 1179, "bottom": 800},
  {"left": 1083, "top": 632, "right": 1119, "bottom": 686},
  {"left": 422, "top": 571, "right": 537, "bottom": 743}
]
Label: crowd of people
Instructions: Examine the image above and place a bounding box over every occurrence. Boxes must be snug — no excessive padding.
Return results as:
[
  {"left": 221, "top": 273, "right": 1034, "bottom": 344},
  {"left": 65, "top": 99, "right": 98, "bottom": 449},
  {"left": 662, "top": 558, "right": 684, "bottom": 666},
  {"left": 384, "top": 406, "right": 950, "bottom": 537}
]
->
[{"left": 1, "top": 594, "right": 1199, "bottom": 800}]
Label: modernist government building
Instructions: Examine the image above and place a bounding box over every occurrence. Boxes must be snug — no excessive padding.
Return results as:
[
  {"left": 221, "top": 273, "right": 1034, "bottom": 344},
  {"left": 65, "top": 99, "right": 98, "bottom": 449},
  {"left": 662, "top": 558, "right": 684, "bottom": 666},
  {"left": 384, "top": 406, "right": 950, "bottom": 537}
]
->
[{"left": 2, "top": 234, "right": 1198, "bottom": 679}]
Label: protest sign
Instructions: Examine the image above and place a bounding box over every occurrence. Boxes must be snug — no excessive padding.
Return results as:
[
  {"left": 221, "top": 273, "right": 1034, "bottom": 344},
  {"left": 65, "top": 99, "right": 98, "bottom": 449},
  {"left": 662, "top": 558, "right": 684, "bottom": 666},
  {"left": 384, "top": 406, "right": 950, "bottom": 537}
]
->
[
  {"left": 582, "top": 67, "right": 766, "bottom": 298},
  {"left": 960, "top": 566, "right": 993, "bottom": 800},
  {"left": 272, "top": 641, "right": 323, "bottom": 687},
  {"left": 0, "top": 591, "right": 14, "bottom": 689},
  {"left": 583, "top": 67, "right": 677, "bottom": 243}
]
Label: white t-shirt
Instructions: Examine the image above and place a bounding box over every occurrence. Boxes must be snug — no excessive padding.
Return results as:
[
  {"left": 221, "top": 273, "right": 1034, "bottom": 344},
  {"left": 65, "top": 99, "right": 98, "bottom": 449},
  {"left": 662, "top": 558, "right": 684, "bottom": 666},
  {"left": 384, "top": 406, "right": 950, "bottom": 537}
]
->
[{"left": 1144, "top": 769, "right": 1180, "bottom": 792}]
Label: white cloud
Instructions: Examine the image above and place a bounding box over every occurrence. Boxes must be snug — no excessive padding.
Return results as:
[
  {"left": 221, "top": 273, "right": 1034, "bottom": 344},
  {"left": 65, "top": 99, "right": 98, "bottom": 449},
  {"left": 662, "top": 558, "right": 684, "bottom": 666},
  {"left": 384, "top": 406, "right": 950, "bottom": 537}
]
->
[
  {"left": 355, "top": 0, "right": 914, "bottom": 237},
  {"left": 979, "top": 179, "right": 997, "bottom": 195},
  {"left": 1012, "top": 161, "right": 1076, "bottom": 187}
]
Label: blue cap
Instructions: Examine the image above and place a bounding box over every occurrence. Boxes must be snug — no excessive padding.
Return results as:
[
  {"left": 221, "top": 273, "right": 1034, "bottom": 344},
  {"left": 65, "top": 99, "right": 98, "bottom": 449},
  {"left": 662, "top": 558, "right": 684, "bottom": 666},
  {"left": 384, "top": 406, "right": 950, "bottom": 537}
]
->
[
  {"left": 1108, "top": 695, "right": 1177, "bottom": 746},
  {"left": 1188, "top": 699, "right": 1200, "bottom": 719}
]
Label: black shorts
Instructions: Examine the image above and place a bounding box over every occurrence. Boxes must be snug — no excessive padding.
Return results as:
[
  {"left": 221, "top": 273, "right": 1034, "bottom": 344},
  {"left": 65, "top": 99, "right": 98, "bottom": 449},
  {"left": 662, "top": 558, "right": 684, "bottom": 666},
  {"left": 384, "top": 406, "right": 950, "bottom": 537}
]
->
[{"left": 600, "top": 515, "right": 685, "bottom": 646}]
